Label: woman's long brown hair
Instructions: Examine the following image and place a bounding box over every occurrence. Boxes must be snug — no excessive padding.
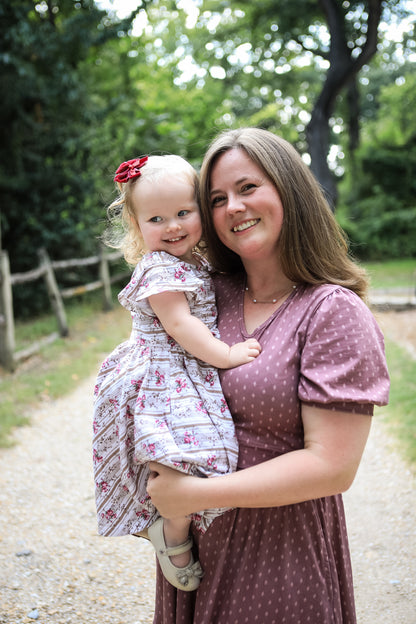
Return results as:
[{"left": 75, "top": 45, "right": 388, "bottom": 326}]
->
[{"left": 199, "top": 127, "right": 368, "bottom": 301}]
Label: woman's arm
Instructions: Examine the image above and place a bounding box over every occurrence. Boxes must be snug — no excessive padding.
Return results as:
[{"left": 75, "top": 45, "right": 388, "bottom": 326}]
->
[
  {"left": 147, "top": 404, "right": 371, "bottom": 517},
  {"left": 148, "top": 290, "right": 261, "bottom": 368}
]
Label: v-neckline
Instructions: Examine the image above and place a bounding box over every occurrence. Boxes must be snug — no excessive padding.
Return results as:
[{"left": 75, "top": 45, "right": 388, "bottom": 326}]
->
[{"left": 239, "top": 277, "right": 299, "bottom": 338}]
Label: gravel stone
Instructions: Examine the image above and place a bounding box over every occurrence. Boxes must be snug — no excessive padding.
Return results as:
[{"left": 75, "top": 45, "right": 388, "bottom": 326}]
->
[{"left": 0, "top": 309, "right": 415, "bottom": 624}]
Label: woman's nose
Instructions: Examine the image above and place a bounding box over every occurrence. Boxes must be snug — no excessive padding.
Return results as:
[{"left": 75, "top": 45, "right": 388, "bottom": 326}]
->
[{"left": 226, "top": 194, "right": 245, "bottom": 214}]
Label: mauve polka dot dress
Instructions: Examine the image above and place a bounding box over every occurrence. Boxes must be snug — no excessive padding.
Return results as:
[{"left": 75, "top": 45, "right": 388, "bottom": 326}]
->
[{"left": 153, "top": 275, "right": 390, "bottom": 624}]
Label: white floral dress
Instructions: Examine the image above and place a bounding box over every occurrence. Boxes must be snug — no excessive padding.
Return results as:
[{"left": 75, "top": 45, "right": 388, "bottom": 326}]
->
[{"left": 92, "top": 251, "right": 238, "bottom": 537}]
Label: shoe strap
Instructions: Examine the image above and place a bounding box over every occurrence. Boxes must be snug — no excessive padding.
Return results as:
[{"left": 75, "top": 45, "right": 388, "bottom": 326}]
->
[{"left": 160, "top": 536, "right": 193, "bottom": 557}]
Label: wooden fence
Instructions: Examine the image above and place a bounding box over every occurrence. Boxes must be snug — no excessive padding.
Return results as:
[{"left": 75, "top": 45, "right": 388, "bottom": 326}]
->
[{"left": 0, "top": 247, "right": 129, "bottom": 372}]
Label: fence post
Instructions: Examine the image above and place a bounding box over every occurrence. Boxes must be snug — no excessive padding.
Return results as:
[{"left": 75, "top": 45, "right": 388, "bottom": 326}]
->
[
  {"left": 99, "top": 244, "right": 113, "bottom": 311},
  {"left": 0, "top": 250, "right": 16, "bottom": 371},
  {"left": 38, "top": 248, "right": 69, "bottom": 337}
]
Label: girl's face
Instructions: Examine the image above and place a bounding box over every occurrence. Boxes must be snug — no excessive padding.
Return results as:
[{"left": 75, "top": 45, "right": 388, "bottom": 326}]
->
[
  {"left": 133, "top": 176, "right": 202, "bottom": 264},
  {"left": 209, "top": 148, "right": 284, "bottom": 264}
]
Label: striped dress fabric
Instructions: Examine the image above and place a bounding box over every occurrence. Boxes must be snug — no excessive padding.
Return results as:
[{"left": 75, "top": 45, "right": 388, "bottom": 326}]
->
[{"left": 92, "top": 251, "right": 238, "bottom": 537}]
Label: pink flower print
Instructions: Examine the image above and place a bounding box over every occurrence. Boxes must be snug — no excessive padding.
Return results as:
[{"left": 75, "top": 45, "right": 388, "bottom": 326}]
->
[
  {"left": 141, "top": 277, "right": 150, "bottom": 289},
  {"left": 196, "top": 400, "right": 207, "bottom": 414},
  {"left": 183, "top": 431, "right": 198, "bottom": 446},
  {"left": 126, "top": 405, "right": 134, "bottom": 420},
  {"left": 155, "top": 370, "right": 165, "bottom": 386},
  {"left": 205, "top": 371, "right": 215, "bottom": 386},
  {"left": 97, "top": 480, "right": 109, "bottom": 493},
  {"left": 167, "top": 335, "right": 176, "bottom": 347},
  {"left": 136, "top": 394, "right": 146, "bottom": 409},
  {"left": 206, "top": 455, "right": 218, "bottom": 470},
  {"left": 93, "top": 384, "right": 100, "bottom": 396},
  {"left": 137, "top": 337, "right": 146, "bottom": 346},
  {"left": 131, "top": 378, "right": 143, "bottom": 391},
  {"left": 143, "top": 442, "right": 156, "bottom": 456},
  {"left": 155, "top": 419, "right": 167, "bottom": 429},
  {"left": 174, "top": 267, "right": 186, "bottom": 282},
  {"left": 104, "top": 508, "right": 117, "bottom": 520},
  {"left": 93, "top": 448, "right": 103, "bottom": 464},
  {"left": 152, "top": 318, "right": 161, "bottom": 328},
  {"left": 92, "top": 419, "right": 99, "bottom": 433},
  {"left": 116, "top": 362, "right": 121, "bottom": 374},
  {"left": 109, "top": 397, "right": 119, "bottom": 410},
  {"left": 136, "top": 509, "right": 150, "bottom": 520},
  {"left": 139, "top": 494, "right": 151, "bottom": 505},
  {"left": 175, "top": 378, "right": 187, "bottom": 393},
  {"left": 140, "top": 346, "right": 150, "bottom": 357},
  {"left": 220, "top": 398, "right": 228, "bottom": 413},
  {"left": 126, "top": 435, "right": 133, "bottom": 448}
]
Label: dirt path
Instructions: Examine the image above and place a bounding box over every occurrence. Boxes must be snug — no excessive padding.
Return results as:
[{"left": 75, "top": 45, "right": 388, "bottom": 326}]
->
[{"left": 0, "top": 310, "right": 415, "bottom": 624}]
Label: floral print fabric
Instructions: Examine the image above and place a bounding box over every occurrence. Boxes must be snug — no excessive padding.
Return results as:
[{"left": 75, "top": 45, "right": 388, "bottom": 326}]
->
[{"left": 92, "top": 251, "right": 238, "bottom": 537}]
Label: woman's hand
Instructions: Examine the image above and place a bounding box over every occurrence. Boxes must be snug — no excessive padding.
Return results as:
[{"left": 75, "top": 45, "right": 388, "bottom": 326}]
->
[
  {"left": 147, "top": 406, "right": 371, "bottom": 516},
  {"left": 147, "top": 462, "right": 201, "bottom": 518}
]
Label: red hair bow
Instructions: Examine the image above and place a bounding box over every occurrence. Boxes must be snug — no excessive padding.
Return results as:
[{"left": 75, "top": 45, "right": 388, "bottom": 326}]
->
[{"left": 114, "top": 156, "right": 148, "bottom": 183}]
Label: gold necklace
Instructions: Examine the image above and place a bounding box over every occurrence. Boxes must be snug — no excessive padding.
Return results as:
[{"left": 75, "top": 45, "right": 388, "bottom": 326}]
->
[{"left": 244, "top": 283, "right": 297, "bottom": 304}]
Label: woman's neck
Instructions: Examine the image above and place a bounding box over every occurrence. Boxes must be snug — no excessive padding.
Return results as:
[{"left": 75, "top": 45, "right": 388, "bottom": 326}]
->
[{"left": 243, "top": 259, "right": 291, "bottom": 296}]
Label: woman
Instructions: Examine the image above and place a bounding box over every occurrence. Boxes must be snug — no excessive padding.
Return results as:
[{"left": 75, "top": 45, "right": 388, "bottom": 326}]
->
[{"left": 147, "top": 128, "right": 390, "bottom": 623}]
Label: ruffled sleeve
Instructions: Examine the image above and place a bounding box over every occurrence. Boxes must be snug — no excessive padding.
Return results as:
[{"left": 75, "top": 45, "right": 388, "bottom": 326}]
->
[
  {"left": 118, "top": 251, "right": 205, "bottom": 313},
  {"left": 298, "top": 287, "right": 390, "bottom": 415}
]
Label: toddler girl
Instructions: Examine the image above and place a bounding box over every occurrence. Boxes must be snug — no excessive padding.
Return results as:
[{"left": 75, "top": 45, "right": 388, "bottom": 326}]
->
[{"left": 92, "top": 154, "right": 261, "bottom": 592}]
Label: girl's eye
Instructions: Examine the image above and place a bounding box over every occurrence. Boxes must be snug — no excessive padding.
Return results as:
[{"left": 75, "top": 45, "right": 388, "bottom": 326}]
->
[
  {"left": 178, "top": 210, "right": 189, "bottom": 217},
  {"left": 149, "top": 216, "right": 162, "bottom": 223}
]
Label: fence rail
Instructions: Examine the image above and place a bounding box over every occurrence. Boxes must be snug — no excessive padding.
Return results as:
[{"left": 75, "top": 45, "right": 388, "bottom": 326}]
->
[{"left": 0, "top": 247, "right": 129, "bottom": 372}]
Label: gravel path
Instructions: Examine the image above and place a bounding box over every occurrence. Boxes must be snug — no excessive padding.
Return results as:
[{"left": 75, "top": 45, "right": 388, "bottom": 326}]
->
[{"left": 1, "top": 311, "right": 415, "bottom": 624}]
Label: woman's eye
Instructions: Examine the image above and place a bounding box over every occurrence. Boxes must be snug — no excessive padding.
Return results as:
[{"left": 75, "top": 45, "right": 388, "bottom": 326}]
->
[
  {"left": 178, "top": 210, "right": 189, "bottom": 217},
  {"left": 211, "top": 195, "right": 225, "bottom": 207},
  {"left": 241, "top": 183, "right": 256, "bottom": 192}
]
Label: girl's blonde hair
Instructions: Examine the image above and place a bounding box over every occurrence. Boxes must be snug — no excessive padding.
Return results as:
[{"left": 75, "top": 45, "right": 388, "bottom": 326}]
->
[
  {"left": 199, "top": 127, "right": 369, "bottom": 301},
  {"left": 103, "top": 155, "right": 200, "bottom": 265}
]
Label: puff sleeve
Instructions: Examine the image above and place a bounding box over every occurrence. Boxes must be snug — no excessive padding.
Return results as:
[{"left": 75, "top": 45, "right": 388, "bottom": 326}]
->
[
  {"left": 118, "top": 251, "right": 205, "bottom": 314},
  {"left": 298, "top": 287, "right": 390, "bottom": 415}
]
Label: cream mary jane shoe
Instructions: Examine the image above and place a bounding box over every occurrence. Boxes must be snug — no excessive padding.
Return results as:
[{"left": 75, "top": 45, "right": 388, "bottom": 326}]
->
[{"left": 148, "top": 517, "right": 204, "bottom": 591}]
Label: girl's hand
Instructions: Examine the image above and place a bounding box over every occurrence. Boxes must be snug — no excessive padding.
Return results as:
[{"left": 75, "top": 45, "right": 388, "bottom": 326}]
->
[
  {"left": 147, "top": 462, "right": 200, "bottom": 518},
  {"left": 229, "top": 338, "right": 261, "bottom": 368}
]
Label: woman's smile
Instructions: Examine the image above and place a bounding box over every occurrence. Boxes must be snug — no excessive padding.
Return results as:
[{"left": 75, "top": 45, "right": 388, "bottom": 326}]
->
[{"left": 231, "top": 218, "right": 260, "bottom": 233}]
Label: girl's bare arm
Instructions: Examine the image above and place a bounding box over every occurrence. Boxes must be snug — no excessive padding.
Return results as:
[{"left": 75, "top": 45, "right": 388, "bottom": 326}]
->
[{"left": 148, "top": 290, "right": 261, "bottom": 369}]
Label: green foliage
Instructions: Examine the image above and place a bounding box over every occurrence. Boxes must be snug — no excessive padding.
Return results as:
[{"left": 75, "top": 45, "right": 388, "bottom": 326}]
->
[
  {"left": 1, "top": 0, "right": 416, "bottom": 318},
  {"left": 339, "top": 72, "right": 416, "bottom": 260}
]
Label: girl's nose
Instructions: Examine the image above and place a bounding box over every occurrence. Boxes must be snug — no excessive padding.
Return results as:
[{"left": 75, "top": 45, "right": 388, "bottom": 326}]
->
[{"left": 166, "top": 219, "right": 181, "bottom": 231}]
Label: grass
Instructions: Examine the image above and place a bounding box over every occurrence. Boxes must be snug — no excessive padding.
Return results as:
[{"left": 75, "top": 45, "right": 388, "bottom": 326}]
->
[
  {"left": 379, "top": 340, "right": 416, "bottom": 468},
  {"left": 0, "top": 291, "right": 131, "bottom": 447},
  {"left": 0, "top": 261, "right": 415, "bottom": 471},
  {"left": 363, "top": 258, "right": 416, "bottom": 291}
]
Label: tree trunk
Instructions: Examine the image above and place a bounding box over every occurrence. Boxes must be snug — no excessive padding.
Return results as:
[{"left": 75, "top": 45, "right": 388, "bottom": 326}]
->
[{"left": 306, "top": 0, "right": 383, "bottom": 209}]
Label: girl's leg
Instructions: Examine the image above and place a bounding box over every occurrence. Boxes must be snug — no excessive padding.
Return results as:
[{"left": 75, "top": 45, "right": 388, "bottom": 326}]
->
[
  {"left": 162, "top": 516, "right": 192, "bottom": 568},
  {"left": 147, "top": 515, "right": 203, "bottom": 591}
]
